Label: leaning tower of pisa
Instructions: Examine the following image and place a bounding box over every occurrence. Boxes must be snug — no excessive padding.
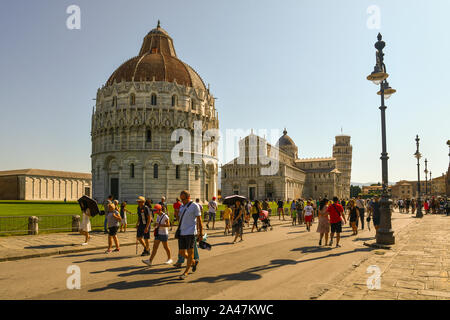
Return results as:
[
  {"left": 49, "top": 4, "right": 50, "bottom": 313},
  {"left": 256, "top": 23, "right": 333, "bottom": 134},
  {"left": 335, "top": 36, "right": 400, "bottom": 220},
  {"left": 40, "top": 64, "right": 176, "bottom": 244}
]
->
[{"left": 332, "top": 135, "right": 353, "bottom": 198}]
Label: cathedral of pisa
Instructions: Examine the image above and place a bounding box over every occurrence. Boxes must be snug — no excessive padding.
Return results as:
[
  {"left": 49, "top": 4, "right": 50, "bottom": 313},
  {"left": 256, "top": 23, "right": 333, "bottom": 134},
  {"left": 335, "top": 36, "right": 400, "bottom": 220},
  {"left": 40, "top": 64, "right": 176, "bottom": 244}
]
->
[{"left": 91, "top": 22, "right": 219, "bottom": 203}]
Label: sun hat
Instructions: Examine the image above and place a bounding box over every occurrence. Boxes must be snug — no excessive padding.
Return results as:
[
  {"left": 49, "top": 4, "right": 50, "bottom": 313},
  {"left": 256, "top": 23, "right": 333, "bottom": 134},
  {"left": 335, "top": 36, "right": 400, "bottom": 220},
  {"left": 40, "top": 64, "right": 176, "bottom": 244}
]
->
[{"left": 137, "top": 196, "right": 146, "bottom": 202}]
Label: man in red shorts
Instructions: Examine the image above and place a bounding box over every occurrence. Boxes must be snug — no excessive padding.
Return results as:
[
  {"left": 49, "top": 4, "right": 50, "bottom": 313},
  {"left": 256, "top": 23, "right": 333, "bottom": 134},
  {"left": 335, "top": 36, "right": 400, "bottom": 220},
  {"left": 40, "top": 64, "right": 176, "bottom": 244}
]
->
[{"left": 327, "top": 196, "right": 347, "bottom": 247}]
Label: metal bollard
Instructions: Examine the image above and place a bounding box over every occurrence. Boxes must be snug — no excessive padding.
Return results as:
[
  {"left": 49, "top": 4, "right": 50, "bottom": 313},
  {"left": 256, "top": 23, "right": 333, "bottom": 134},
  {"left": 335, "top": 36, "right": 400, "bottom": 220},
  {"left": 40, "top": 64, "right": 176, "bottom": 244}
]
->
[
  {"left": 28, "top": 216, "right": 39, "bottom": 235},
  {"left": 72, "top": 215, "right": 81, "bottom": 232}
]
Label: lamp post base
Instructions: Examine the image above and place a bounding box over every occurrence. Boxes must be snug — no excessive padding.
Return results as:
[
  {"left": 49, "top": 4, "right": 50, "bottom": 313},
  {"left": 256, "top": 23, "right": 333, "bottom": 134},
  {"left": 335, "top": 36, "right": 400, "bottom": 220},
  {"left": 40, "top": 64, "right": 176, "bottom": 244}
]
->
[
  {"left": 375, "top": 196, "right": 395, "bottom": 245},
  {"left": 415, "top": 199, "right": 423, "bottom": 218},
  {"left": 376, "top": 228, "right": 395, "bottom": 245}
]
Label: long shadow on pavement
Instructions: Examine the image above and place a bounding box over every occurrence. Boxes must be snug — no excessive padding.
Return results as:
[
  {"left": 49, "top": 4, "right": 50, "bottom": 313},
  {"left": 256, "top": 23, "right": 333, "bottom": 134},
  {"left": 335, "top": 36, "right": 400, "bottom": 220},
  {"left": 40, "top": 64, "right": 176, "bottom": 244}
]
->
[
  {"left": 73, "top": 255, "right": 136, "bottom": 263},
  {"left": 25, "top": 244, "right": 74, "bottom": 250},
  {"left": 88, "top": 274, "right": 182, "bottom": 292}
]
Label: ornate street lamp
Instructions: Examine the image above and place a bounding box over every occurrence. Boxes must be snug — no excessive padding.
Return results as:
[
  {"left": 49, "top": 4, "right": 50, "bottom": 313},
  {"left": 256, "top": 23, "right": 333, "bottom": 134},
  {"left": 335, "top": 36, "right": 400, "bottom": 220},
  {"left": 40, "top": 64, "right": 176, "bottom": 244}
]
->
[
  {"left": 429, "top": 171, "right": 432, "bottom": 195},
  {"left": 424, "top": 158, "right": 428, "bottom": 195},
  {"left": 415, "top": 135, "right": 423, "bottom": 218},
  {"left": 366, "top": 33, "right": 396, "bottom": 245}
]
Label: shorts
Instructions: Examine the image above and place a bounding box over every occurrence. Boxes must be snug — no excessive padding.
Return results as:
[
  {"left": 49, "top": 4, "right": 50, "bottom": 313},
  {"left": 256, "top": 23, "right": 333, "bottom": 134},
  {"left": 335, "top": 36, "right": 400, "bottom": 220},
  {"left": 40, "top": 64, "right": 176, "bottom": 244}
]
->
[
  {"left": 108, "top": 226, "right": 118, "bottom": 236},
  {"left": 137, "top": 224, "right": 150, "bottom": 239},
  {"left": 178, "top": 235, "right": 196, "bottom": 250},
  {"left": 224, "top": 219, "right": 231, "bottom": 227},
  {"left": 330, "top": 222, "right": 342, "bottom": 233},
  {"left": 208, "top": 212, "right": 216, "bottom": 221},
  {"left": 155, "top": 234, "right": 169, "bottom": 242},
  {"left": 305, "top": 215, "right": 312, "bottom": 222}
]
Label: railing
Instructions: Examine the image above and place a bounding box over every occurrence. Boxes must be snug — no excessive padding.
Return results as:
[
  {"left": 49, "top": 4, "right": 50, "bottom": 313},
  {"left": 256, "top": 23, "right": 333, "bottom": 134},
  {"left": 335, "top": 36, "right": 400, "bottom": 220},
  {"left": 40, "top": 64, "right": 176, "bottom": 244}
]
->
[{"left": 0, "top": 204, "right": 292, "bottom": 236}]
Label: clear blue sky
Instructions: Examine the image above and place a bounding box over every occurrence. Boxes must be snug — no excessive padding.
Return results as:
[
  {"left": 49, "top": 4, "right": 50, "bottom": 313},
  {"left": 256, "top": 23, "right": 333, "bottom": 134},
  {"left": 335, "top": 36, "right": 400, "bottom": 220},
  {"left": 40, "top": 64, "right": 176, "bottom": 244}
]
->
[{"left": 0, "top": 0, "right": 449, "bottom": 183}]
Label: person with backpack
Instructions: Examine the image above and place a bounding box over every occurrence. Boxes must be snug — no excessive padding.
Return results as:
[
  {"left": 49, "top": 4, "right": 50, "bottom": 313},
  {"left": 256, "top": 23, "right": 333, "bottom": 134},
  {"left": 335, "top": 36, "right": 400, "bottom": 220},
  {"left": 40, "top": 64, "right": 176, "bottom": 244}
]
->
[
  {"left": 105, "top": 203, "right": 122, "bottom": 253},
  {"left": 206, "top": 196, "right": 218, "bottom": 230},
  {"left": 251, "top": 200, "right": 262, "bottom": 232},
  {"left": 142, "top": 204, "right": 172, "bottom": 266},
  {"left": 327, "top": 197, "right": 347, "bottom": 247},
  {"left": 136, "top": 196, "right": 152, "bottom": 256},
  {"left": 303, "top": 201, "right": 314, "bottom": 232}
]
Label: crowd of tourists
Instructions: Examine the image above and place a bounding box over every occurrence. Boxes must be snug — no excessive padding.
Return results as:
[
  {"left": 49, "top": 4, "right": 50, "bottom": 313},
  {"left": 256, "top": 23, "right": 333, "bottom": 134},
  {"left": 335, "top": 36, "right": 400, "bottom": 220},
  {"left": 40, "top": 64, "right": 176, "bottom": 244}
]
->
[
  {"left": 77, "top": 191, "right": 450, "bottom": 280},
  {"left": 395, "top": 197, "right": 450, "bottom": 215}
]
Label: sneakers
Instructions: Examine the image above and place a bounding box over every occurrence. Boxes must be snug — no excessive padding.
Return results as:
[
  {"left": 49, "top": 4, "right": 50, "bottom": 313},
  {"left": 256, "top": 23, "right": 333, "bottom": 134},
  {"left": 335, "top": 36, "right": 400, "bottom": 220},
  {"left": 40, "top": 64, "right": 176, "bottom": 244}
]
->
[
  {"left": 336, "top": 244, "right": 341, "bottom": 248},
  {"left": 319, "top": 240, "right": 322, "bottom": 246},
  {"left": 142, "top": 259, "right": 152, "bottom": 267},
  {"left": 81, "top": 242, "right": 88, "bottom": 246},
  {"left": 141, "top": 250, "right": 150, "bottom": 256},
  {"left": 192, "top": 260, "right": 199, "bottom": 272},
  {"left": 165, "top": 259, "right": 173, "bottom": 265}
]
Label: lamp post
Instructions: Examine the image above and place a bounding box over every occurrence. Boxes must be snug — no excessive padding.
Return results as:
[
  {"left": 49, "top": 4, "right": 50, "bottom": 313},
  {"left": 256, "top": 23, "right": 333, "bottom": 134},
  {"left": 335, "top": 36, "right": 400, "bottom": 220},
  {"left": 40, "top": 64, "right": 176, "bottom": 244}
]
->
[
  {"left": 429, "top": 171, "right": 432, "bottom": 195},
  {"left": 415, "top": 135, "right": 423, "bottom": 218},
  {"left": 424, "top": 158, "right": 428, "bottom": 195},
  {"left": 366, "top": 33, "right": 396, "bottom": 245}
]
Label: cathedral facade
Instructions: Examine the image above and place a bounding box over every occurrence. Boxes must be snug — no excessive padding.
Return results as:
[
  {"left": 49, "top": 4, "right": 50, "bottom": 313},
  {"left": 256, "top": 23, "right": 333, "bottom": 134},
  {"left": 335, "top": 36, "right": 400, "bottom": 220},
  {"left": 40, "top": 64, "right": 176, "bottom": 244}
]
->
[
  {"left": 91, "top": 23, "right": 219, "bottom": 203},
  {"left": 221, "top": 130, "right": 352, "bottom": 201}
]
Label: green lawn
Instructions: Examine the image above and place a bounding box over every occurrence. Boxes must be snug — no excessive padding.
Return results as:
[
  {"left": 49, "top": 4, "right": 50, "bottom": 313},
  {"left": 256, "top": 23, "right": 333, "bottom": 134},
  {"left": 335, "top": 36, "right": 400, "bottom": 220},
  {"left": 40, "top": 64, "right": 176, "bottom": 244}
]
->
[{"left": 0, "top": 200, "right": 294, "bottom": 236}]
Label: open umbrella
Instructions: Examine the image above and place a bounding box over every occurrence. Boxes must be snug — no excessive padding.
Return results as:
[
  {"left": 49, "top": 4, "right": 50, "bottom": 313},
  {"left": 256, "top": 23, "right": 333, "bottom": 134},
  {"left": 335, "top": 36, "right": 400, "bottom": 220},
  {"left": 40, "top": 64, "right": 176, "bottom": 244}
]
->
[
  {"left": 222, "top": 195, "right": 248, "bottom": 206},
  {"left": 77, "top": 195, "right": 100, "bottom": 217}
]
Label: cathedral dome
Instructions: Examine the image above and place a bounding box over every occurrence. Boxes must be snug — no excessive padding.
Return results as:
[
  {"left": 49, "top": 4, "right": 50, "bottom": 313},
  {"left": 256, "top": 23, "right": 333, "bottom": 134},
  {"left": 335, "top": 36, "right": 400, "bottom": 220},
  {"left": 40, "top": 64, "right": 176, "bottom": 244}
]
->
[
  {"left": 106, "top": 21, "right": 206, "bottom": 91},
  {"left": 277, "top": 129, "right": 297, "bottom": 148}
]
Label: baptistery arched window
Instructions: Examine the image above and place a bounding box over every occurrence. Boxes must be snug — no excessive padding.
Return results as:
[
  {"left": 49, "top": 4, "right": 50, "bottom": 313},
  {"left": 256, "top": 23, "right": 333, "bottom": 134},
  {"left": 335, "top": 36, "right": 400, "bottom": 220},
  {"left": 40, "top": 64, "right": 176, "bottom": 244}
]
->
[
  {"left": 191, "top": 99, "right": 196, "bottom": 110},
  {"left": 195, "top": 166, "right": 199, "bottom": 180},
  {"left": 153, "top": 164, "right": 158, "bottom": 179},
  {"left": 130, "top": 93, "right": 136, "bottom": 105},
  {"left": 130, "top": 164, "right": 135, "bottom": 178},
  {"left": 146, "top": 129, "right": 152, "bottom": 143},
  {"left": 176, "top": 165, "right": 180, "bottom": 179},
  {"left": 171, "top": 95, "right": 178, "bottom": 107},
  {"left": 112, "top": 96, "right": 117, "bottom": 107},
  {"left": 151, "top": 93, "right": 157, "bottom": 106}
]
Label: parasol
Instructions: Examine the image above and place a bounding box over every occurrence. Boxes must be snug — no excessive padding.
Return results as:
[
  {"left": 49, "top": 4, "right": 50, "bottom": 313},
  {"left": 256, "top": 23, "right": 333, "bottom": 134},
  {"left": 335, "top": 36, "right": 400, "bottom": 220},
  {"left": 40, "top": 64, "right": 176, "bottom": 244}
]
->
[
  {"left": 222, "top": 195, "right": 248, "bottom": 206},
  {"left": 77, "top": 195, "right": 100, "bottom": 217}
]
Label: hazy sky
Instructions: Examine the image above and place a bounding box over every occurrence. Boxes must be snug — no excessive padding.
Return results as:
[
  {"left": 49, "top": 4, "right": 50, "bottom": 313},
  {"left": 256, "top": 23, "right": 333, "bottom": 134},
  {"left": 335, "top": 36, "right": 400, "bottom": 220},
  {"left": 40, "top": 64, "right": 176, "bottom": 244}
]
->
[{"left": 0, "top": 0, "right": 449, "bottom": 183}]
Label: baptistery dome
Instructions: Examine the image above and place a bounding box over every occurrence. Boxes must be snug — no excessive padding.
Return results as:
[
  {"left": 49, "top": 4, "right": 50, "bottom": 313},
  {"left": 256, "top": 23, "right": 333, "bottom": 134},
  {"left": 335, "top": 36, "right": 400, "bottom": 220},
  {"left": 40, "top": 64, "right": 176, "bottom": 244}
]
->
[{"left": 106, "top": 21, "right": 206, "bottom": 91}]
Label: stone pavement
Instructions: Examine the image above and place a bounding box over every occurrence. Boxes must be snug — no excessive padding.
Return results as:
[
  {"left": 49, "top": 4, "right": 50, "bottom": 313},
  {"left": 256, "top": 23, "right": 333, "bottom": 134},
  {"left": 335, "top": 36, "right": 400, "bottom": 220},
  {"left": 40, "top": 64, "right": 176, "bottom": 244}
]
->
[
  {"left": 0, "top": 216, "right": 290, "bottom": 262},
  {"left": 318, "top": 213, "right": 450, "bottom": 300}
]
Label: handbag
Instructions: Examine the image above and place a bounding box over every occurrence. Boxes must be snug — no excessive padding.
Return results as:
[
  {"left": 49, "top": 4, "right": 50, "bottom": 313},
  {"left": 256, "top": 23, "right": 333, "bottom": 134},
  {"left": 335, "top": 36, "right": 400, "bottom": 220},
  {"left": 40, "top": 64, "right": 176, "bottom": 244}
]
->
[{"left": 175, "top": 202, "right": 192, "bottom": 239}]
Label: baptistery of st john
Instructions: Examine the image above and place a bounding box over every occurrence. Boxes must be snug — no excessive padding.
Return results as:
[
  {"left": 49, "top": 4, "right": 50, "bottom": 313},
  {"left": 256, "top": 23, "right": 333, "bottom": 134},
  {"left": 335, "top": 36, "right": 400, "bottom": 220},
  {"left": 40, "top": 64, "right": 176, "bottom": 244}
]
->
[{"left": 91, "top": 22, "right": 219, "bottom": 203}]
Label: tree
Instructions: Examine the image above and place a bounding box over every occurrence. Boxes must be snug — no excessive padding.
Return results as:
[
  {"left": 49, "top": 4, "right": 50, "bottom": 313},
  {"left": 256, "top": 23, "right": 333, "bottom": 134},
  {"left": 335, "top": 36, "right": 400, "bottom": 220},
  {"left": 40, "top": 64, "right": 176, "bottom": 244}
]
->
[{"left": 350, "top": 185, "right": 362, "bottom": 198}]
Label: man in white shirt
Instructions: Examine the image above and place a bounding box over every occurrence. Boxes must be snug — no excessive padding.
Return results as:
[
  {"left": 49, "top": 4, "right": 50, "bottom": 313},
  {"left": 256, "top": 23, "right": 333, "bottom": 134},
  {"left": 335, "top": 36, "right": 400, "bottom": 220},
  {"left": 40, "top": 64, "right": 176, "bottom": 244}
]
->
[
  {"left": 303, "top": 201, "right": 314, "bottom": 232},
  {"left": 206, "top": 197, "right": 218, "bottom": 230},
  {"left": 356, "top": 196, "right": 366, "bottom": 230},
  {"left": 177, "top": 190, "right": 203, "bottom": 280}
]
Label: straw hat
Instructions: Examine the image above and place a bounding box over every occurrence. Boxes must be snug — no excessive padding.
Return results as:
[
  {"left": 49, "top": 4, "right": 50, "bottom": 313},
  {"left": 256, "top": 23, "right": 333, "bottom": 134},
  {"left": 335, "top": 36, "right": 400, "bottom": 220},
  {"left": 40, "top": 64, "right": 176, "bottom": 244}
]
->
[{"left": 137, "top": 196, "right": 146, "bottom": 203}]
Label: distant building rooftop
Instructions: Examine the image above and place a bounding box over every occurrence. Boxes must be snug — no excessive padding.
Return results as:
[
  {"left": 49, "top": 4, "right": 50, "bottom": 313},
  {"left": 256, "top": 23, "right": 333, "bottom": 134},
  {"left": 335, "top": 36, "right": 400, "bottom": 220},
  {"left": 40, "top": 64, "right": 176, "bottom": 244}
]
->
[{"left": 0, "top": 169, "right": 91, "bottom": 180}]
